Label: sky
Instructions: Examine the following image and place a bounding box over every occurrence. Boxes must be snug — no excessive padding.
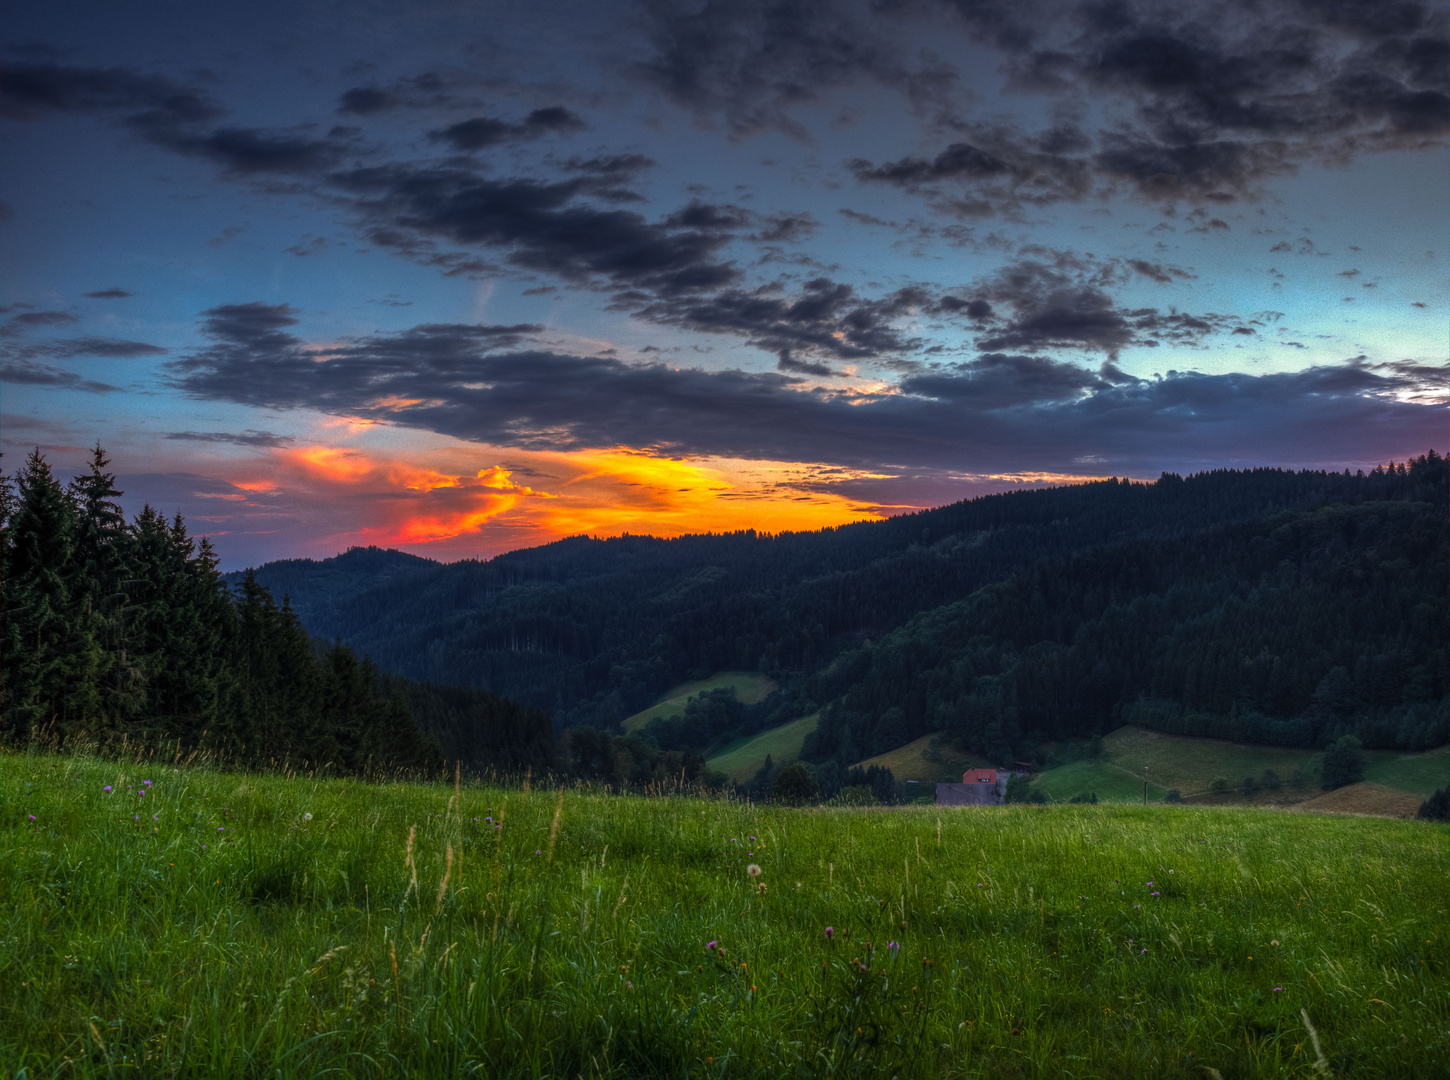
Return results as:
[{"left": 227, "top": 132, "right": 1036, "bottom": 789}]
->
[{"left": 2, "top": 0, "right": 1446, "bottom": 569}]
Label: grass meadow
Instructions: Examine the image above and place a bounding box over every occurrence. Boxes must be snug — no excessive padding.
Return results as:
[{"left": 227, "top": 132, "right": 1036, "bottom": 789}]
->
[
  {"left": 2, "top": 748, "right": 1447, "bottom": 1079},
  {"left": 621, "top": 674, "right": 779, "bottom": 733}
]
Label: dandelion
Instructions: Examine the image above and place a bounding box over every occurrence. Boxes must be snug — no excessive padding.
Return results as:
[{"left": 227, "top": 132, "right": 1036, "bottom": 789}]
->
[
  {"left": 303, "top": 812, "right": 312, "bottom": 822},
  {"left": 1271, "top": 940, "right": 1280, "bottom": 946},
  {"left": 747, "top": 864, "right": 762, "bottom": 878}
]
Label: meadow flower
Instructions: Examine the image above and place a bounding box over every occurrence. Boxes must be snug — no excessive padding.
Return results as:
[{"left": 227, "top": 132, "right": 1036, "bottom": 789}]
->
[
  {"left": 1273, "top": 987, "right": 1283, "bottom": 992},
  {"left": 303, "top": 812, "right": 312, "bottom": 821},
  {"left": 1141, "top": 948, "right": 1147, "bottom": 954},
  {"left": 824, "top": 927, "right": 834, "bottom": 940},
  {"left": 747, "top": 864, "right": 761, "bottom": 877},
  {"left": 707, "top": 940, "right": 718, "bottom": 950},
  {"left": 887, "top": 941, "right": 901, "bottom": 958},
  {"left": 104, "top": 786, "right": 112, "bottom": 792},
  {"left": 143, "top": 780, "right": 151, "bottom": 786}
]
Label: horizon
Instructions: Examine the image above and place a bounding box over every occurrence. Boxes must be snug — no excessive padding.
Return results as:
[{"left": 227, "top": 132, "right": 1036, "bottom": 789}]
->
[{"left": 4, "top": 0, "right": 1446, "bottom": 569}]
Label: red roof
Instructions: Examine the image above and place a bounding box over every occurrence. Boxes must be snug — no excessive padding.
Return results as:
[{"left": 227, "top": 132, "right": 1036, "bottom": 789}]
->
[{"left": 963, "top": 768, "right": 998, "bottom": 784}]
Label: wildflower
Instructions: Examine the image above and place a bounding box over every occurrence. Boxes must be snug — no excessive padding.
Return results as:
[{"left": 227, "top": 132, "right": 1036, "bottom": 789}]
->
[
  {"left": 28, "top": 814, "right": 35, "bottom": 820},
  {"left": 534, "top": 849, "right": 542, "bottom": 855},
  {"left": 824, "top": 927, "right": 834, "bottom": 940},
  {"left": 1273, "top": 987, "right": 1283, "bottom": 992},
  {"left": 887, "top": 941, "right": 901, "bottom": 958},
  {"left": 1141, "top": 949, "right": 1147, "bottom": 954},
  {"left": 303, "top": 812, "right": 312, "bottom": 822},
  {"left": 1151, "top": 891, "right": 1160, "bottom": 896},
  {"left": 1134, "top": 904, "right": 1141, "bottom": 909},
  {"left": 1270, "top": 940, "right": 1279, "bottom": 947},
  {"left": 143, "top": 780, "right": 151, "bottom": 786},
  {"left": 625, "top": 981, "right": 632, "bottom": 989},
  {"left": 747, "top": 864, "right": 762, "bottom": 878},
  {"left": 104, "top": 786, "right": 112, "bottom": 792}
]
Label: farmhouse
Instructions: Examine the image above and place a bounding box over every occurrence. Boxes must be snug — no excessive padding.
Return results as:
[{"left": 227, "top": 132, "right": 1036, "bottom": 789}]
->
[{"left": 936, "top": 767, "right": 1011, "bottom": 806}]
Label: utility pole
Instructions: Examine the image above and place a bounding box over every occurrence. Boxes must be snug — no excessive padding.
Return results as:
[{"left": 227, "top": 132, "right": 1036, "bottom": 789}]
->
[{"left": 1143, "top": 766, "right": 1148, "bottom": 806}]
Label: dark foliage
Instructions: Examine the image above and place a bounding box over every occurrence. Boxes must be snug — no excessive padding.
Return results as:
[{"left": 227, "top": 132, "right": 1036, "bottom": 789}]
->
[
  {"left": 0, "top": 448, "right": 555, "bottom": 776},
  {"left": 224, "top": 453, "right": 1446, "bottom": 776},
  {"left": 1417, "top": 788, "right": 1449, "bottom": 822},
  {"left": 771, "top": 762, "right": 820, "bottom": 805},
  {"left": 1320, "top": 735, "right": 1367, "bottom": 791}
]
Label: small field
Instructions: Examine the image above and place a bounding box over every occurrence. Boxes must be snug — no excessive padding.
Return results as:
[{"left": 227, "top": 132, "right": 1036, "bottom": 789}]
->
[
  {"left": 622, "top": 672, "right": 779, "bottom": 732},
  {"left": 853, "top": 734, "right": 995, "bottom": 784},
  {"left": 706, "top": 713, "right": 819, "bottom": 782},
  {"left": 1021, "top": 728, "right": 1447, "bottom": 813},
  {"left": 3, "top": 749, "right": 1447, "bottom": 1078}
]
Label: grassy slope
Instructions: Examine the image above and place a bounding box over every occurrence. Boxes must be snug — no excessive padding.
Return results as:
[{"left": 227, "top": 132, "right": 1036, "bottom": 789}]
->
[
  {"left": 852, "top": 734, "right": 996, "bottom": 784},
  {"left": 1024, "top": 727, "right": 1448, "bottom": 810},
  {"left": 706, "top": 713, "right": 819, "bottom": 782},
  {"left": 622, "top": 672, "right": 779, "bottom": 732},
  {"left": 3, "top": 750, "right": 1446, "bottom": 1079}
]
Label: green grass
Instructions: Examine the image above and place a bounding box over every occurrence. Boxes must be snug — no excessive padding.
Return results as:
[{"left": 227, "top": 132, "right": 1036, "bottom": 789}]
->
[
  {"left": 706, "top": 713, "right": 819, "bottom": 782},
  {"left": 3, "top": 749, "right": 1449, "bottom": 1079},
  {"left": 1025, "top": 727, "right": 1448, "bottom": 807},
  {"left": 622, "top": 672, "right": 779, "bottom": 732},
  {"left": 1362, "top": 744, "right": 1449, "bottom": 798},
  {"left": 853, "top": 735, "right": 995, "bottom": 784}
]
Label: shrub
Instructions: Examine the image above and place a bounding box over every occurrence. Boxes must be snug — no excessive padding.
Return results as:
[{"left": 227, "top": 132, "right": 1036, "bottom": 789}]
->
[
  {"left": 1211, "top": 778, "right": 1230, "bottom": 794},
  {"left": 1321, "top": 735, "right": 1366, "bottom": 791},
  {"left": 771, "top": 762, "right": 820, "bottom": 806},
  {"left": 1164, "top": 789, "right": 1182, "bottom": 803},
  {"left": 831, "top": 784, "right": 875, "bottom": 806},
  {"left": 1004, "top": 774, "right": 1033, "bottom": 803},
  {"left": 1262, "top": 768, "right": 1281, "bottom": 791},
  {"left": 1243, "top": 775, "right": 1260, "bottom": 795},
  {"left": 1417, "top": 788, "right": 1449, "bottom": 822}
]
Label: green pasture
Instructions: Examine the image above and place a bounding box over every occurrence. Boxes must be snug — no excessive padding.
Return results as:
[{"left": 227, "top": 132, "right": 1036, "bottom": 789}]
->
[
  {"left": 622, "top": 671, "right": 779, "bottom": 732},
  {"left": 853, "top": 734, "right": 994, "bottom": 784},
  {"left": 706, "top": 713, "right": 819, "bottom": 782},
  {"left": 3, "top": 749, "right": 1448, "bottom": 1079},
  {"left": 1021, "top": 728, "right": 1447, "bottom": 807}
]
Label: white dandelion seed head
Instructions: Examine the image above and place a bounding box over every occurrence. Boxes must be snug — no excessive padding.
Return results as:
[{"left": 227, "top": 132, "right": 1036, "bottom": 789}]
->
[
  {"left": 747, "top": 863, "right": 762, "bottom": 877},
  {"left": 303, "top": 812, "right": 312, "bottom": 821}
]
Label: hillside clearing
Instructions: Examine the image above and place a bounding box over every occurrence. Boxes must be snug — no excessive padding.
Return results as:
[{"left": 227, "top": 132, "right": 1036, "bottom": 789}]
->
[
  {"left": 852, "top": 734, "right": 995, "bottom": 784},
  {"left": 705, "top": 712, "right": 818, "bottom": 782},
  {"left": 622, "top": 671, "right": 779, "bottom": 732}
]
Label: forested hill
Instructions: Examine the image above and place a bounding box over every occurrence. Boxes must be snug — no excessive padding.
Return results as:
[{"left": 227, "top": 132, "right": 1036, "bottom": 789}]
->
[{"left": 232, "top": 454, "right": 1448, "bottom": 757}]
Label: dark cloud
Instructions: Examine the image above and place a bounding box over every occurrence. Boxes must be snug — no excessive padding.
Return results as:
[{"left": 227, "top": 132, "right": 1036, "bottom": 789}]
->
[
  {"left": 84, "top": 287, "right": 134, "bottom": 299},
  {"left": 0, "top": 61, "right": 220, "bottom": 127},
  {"left": 164, "top": 429, "right": 296, "bottom": 448},
  {"left": 152, "top": 125, "right": 352, "bottom": 176},
  {"left": 957, "top": 256, "right": 1244, "bottom": 355},
  {"left": 626, "top": 276, "right": 928, "bottom": 370},
  {"left": 8, "top": 336, "right": 168, "bottom": 359},
  {"left": 332, "top": 164, "right": 742, "bottom": 292},
  {"left": 835, "top": 0, "right": 1449, "bottom": 206},
  {"left": 428, "top": 107, "right": 586, "bottom": 151},
  {"left": 170, "top": 302, "right": 1446, "bottom": 474},
  {"left": 631, "top": 0, "right": 953, "bottom": 140},
  {"left": 1, "top": 310, "right": 78, "bottom": 336},
  {"left": 1, "top": 360, "right": 121, "bottom": 393},
  {"left": 335, "top": 73, "right": 459, "bottom": 115}
]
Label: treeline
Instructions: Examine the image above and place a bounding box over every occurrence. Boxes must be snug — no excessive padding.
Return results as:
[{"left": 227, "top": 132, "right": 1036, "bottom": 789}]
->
[
  {"left": 801, "top": 460, "right": 1448, "bottom": 771},
  {"left": 0, "top": 447, "right": 551, "bottom": 777},
  {"left": 240, "top": 456, "right": 1450, "bottom": 734}
]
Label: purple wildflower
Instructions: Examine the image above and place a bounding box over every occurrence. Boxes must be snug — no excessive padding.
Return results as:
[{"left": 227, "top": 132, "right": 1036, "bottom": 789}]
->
[
  {"left": 1141, "top": 948, "right": 1147, "bottom": 954},
  {"left": 887, "top": 941, "right": 901, "bottom": 958},
  {"left": 28, "top": 814, "right": 35, "bottom": 820},
  {"left": 707, "top": 940, "right": 718, "bottom": 950},
  {"left": 824, "top": 927, "right": 834, "bottom": 940},
  {"left": 104, "top": 786, "right": 112, "bottom": 792}
]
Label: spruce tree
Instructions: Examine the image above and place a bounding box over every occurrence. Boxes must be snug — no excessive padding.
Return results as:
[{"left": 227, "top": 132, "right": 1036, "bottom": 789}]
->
[{"left": 4, "top": 450, "right": 104, "bottom": 741}]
